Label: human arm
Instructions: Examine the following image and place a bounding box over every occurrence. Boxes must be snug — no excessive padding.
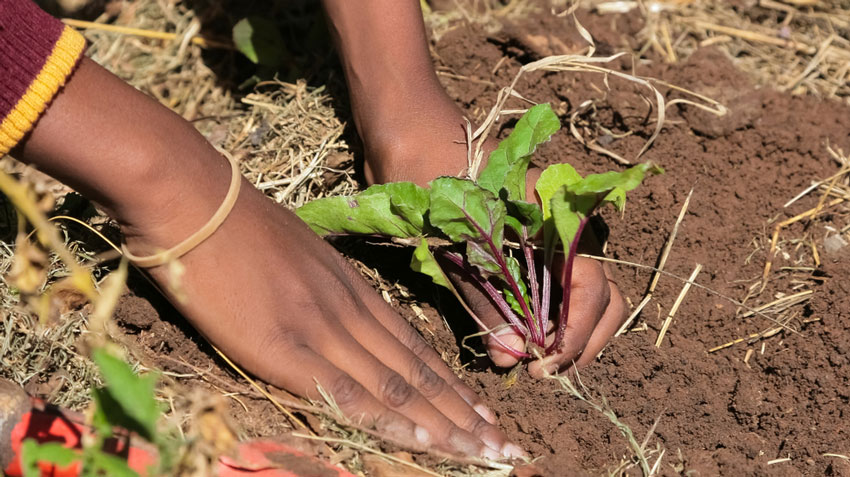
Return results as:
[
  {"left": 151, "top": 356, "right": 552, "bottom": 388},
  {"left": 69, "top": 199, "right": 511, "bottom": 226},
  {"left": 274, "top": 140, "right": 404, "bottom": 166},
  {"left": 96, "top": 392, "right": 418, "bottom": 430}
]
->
[{"left": 2, "top": 1, "right": 519, "bottom": 459}]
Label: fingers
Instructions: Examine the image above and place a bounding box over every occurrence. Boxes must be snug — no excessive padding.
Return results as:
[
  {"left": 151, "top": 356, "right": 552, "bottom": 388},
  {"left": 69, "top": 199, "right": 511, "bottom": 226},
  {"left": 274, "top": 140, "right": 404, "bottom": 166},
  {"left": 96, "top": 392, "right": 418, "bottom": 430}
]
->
[
  {"left": 573, "top": 278, "right": 626, "bottom": 367},
  {"left": 461, "top": 278, "right": 525, "bottom": 368},
  {"left": 528, "top": 256, "right": 610, "bottom": 378},
  {"left": 348, "top": 270, "right": 525, "bottom": 458},
  {"left": 341, "top": 263, "right": 500, "bottom": 420},
  {"left": 271, "top": 345, "right": 429, "bottom": 451},
  {"left": 485, "top": 327, "right": 526, "bottom": 368},
  {"left": 317, "top": 322, "right": 501, "bottom": 459}
]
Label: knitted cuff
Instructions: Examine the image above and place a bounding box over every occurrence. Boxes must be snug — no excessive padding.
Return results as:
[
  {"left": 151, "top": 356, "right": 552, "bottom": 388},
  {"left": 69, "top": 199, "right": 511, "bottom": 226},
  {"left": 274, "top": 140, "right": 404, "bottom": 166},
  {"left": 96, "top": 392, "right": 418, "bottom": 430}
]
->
[{"left": 0, "top": 0, "right": 86, "bottom": 156}]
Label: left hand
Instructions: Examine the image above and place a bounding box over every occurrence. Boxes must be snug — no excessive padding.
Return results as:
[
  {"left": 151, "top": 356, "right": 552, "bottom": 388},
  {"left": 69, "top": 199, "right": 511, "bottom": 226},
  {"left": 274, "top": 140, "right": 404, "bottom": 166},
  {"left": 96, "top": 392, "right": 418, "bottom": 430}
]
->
[{"left": 450, "top": 169, "right": 628, "bottom": 377}]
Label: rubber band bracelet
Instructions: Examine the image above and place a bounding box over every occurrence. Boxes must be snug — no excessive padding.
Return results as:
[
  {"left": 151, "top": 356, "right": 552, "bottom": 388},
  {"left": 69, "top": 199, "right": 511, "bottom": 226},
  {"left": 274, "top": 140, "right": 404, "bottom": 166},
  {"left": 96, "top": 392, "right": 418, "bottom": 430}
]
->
[{"left": 121, "top": 151, "right": 242, "bottom": 268}]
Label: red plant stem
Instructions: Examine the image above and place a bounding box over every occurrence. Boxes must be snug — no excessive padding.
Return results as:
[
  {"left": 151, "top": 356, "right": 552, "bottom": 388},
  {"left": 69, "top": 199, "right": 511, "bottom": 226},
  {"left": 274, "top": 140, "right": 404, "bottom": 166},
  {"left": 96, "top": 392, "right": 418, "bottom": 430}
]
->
[
  {"left": 490, "top": 241, "right": 540, "bottom": 346},
  {"left": 439, "top": 251, "right": 530, "bottom": 359},
  {"left": 439, "top": 250, "right": 529, "bottom": 338},
  {"left": 521, "top": 228, "right": 543, "bottom": 344},
  {"left": 540, "top": 253, "right": 552, "bottom": 344},
  {"left": 460, "top": 211, "right": 539, "bottom": 346},
  {"left": 546, "top": 217, "right": 588, "bottom": 355}
]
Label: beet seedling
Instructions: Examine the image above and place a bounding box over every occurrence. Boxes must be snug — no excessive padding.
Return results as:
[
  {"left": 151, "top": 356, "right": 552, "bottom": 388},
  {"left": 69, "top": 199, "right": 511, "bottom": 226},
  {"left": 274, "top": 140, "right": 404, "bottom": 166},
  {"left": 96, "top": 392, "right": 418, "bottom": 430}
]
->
[{"left": 297, "top": 103, "right": 661, "bottom": 359}]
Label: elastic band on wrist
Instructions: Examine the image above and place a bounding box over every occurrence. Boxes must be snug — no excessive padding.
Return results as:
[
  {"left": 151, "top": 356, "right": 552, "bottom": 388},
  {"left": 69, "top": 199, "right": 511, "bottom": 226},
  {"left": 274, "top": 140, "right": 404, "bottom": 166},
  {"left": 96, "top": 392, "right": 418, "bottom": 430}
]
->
[{"left": 122, "top": 151, "right": 242, "bottom": 268}]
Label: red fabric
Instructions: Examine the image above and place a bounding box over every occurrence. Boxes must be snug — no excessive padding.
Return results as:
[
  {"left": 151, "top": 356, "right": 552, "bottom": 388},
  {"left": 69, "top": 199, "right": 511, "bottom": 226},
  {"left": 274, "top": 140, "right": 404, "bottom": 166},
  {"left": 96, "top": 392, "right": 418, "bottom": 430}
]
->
[
  {"left": 3, "top": 408, "right": 354, "bottom": 477},
  {"left": 0, "top": 0, "right": 65, "bottom": 121},
  {"left": 5, "top": 411, "right": 82, "bottom": 476},
  {"left": 3, "top": 409, "right": 157, "bottom": 477},
  {"left": 219, "top": 440, "right": 357, "bottom": 477}
]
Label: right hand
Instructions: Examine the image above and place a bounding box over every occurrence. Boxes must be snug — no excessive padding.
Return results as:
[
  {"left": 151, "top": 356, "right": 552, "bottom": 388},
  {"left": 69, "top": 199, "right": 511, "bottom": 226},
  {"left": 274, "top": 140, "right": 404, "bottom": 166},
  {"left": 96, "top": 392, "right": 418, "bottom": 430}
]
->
[
  {"left": 16, "top": 58, "right": 523, "bottom": 459},
  {"left": 134, "top": 182, "right": 522, "bottom": 459}
]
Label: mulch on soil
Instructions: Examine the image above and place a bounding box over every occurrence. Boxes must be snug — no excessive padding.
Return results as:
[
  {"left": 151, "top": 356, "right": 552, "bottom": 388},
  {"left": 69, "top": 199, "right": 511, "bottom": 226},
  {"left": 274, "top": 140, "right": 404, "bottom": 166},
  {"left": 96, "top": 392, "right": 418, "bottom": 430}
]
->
[{"left": 105, "top": 7, "right": 849, "bottom": 477}]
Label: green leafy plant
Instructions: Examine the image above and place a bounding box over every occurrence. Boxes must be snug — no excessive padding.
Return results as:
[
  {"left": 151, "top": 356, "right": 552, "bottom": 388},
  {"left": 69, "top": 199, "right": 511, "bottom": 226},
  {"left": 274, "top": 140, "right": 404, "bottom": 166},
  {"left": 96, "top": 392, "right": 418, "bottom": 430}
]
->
[
  {"left": 21, "top": 349, "right": 172, "bottom": 477},
  {"left": 297, "top": 103, "right": 661, "bottom": 358}
]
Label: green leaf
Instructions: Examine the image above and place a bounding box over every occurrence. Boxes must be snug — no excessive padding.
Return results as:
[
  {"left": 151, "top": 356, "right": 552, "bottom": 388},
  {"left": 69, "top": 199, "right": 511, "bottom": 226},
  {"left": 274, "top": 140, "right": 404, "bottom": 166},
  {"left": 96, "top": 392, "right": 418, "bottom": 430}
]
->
[
  {"left": 550, "top": 188, "right": 584, "bottom": 251},
  {"left": 296, "top": 182, "right": 429, "bottom": 238},
  {"left": 505, "top": 199, "right": 543, "bottom": 237},
  {"left": 478, "top": 103, "right": 561, "bottom": 201},
  {"left": 92, "top": 350, "right": 161, "bottom": 442},
  {"left": 232, "top": 17, "right": 286, "bottom": 67},
  {"left": 465, "top": 240, "right": 503, "bottom": 277},
  {"left": 410, "top": 239, "right": 452, "bottom": 290},
  {"left": 429, "top": 177, "right": 505, "bottom": 244},
  {"left": 534, "top": 163, "right": 583, "bottom": 222},
  {"left": 502, "top": 256, "right": 531, "bottom": 317},
  {"left": 22, "top": 440, "right": 79, "bottom": 477},
  {"left": 361, "top": 182, "right": 430, "bottom": 231},
  {"left": 87, "top": 450, "right": 140, "bottom": 477},
  {"left": 568, "top": 162, "right": 664, "bottom": 212},
  {"left": 429, "top": 177, "right": 506, "bottom": 277}
]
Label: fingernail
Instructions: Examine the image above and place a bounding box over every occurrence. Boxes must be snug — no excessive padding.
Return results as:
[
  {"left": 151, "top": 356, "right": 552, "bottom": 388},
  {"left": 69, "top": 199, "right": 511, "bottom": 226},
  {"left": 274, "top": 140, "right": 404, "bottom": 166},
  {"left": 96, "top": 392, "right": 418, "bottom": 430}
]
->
[
  {"left": 480, "top": 434, "right": 502, "bottom": 453},
  {"left": 502, "top": 443, "right": 527, "bottom": 458},
  {"left": 493, "top": 327, "right": 521, "bottom": 341},
  {"left": 482, "top": 446, "right": 502, "bottom": 461},
  {"left": 415, "top": 426, "right": 431, "bottom": 445},
  {"left": 474, "top": 404, "right": 498, "bottom": 425}
]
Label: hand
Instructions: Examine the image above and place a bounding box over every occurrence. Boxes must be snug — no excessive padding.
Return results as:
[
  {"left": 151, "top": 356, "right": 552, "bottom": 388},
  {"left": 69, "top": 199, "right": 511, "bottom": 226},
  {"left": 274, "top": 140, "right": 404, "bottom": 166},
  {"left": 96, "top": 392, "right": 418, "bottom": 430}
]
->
[
  {"left": 15, "top": 58, "right": 523, "bottom": 459},
  {"left": 440, "top": 169, "right": 627, "bottom": 376},
  {"left": 139, "top": 182, "right": 522, "bottom": 459},
  {"left": 320, "top": 0, "right": 628, "bottom": 373},
  {"left": 458, "top": 224, "right": 628, "bottom": 377}
]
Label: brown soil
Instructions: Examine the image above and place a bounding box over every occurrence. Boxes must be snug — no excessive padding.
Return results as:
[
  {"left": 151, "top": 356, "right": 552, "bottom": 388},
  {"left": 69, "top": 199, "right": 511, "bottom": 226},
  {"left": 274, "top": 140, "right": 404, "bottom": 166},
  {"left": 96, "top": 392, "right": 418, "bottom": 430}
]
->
[
  {"left": 426, "top": 11, "right": 850, "bottom": 476},
  {"left": 104, "top": 8, "right": 850, "bottom": 477}
]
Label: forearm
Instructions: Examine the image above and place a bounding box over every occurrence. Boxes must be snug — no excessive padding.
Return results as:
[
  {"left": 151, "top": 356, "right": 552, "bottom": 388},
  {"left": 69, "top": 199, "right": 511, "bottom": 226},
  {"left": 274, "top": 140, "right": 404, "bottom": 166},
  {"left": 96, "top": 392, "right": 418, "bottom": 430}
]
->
[
  {"left": 13, "top": 58, "right": 231, "bottom": 253},
  {"left": 321, "top": 0, "right": 449, "bottom": 130},
  {"left": 0, "top": 0, "right": 229, "bottom": 252}
]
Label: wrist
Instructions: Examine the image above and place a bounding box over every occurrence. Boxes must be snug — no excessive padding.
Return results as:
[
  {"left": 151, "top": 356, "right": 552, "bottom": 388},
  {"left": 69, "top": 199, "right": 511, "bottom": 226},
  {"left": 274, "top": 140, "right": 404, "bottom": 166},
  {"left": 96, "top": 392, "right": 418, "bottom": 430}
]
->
[
  {"left": 13, "top": 58, "right": 231, "bottom": 254},
  {"left": 108, "top": 141, "right": 232, "bottom": 256}
]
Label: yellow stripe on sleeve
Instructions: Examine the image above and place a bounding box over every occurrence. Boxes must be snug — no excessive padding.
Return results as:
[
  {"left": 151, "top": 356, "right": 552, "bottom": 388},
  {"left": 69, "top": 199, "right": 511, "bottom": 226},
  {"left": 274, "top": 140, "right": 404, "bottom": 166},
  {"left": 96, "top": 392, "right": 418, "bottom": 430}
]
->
[{"left": 0, "top": 26, "right": 86, "bottom": 156}]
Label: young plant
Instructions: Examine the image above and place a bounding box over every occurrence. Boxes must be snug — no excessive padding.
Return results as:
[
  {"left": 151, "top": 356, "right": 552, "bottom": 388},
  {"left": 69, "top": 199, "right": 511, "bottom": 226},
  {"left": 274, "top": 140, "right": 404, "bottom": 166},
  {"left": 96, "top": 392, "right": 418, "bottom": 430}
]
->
[{"left": 296, "top": 103, "right": 661, "bottom": 358}]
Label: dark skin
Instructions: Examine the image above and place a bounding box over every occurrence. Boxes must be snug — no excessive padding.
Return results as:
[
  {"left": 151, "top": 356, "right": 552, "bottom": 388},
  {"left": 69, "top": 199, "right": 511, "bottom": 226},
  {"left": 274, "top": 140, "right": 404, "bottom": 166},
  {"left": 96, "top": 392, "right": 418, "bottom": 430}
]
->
[{"left": 12, "top": 0, "right": 626, "bottom": 459}]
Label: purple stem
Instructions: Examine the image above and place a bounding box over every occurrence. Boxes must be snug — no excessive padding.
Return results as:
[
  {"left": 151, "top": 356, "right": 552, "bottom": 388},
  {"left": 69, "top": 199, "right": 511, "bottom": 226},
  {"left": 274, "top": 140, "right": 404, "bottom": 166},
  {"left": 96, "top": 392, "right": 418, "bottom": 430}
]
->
[
  {"left": 521, "top": 228, "right": 543, "bottom": 345},
  {"left": 439, "top": 250, "right": 529, "bottom": 337},
  {"left": 460, "top": 211, "right": 538, "bottom": 344},
  {"left": 541, "top": 253, "right": 552, "bottom": 344},
  {"left": 546, "top": 218, "right": 589, "bottom": 355},
  {"left": 439, "top": 250, "right": 531, "bottom": 359}
]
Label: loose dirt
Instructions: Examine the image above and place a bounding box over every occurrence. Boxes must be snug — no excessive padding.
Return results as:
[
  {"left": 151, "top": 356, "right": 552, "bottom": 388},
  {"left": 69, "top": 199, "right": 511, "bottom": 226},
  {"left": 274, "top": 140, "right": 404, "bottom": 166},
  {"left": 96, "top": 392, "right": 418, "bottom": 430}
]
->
[
  {"left": 424, "top": 11, "right": 850, "bottom": 476},
  {"left": 107, "top": 8, "right": 849, "bottom": 477}
]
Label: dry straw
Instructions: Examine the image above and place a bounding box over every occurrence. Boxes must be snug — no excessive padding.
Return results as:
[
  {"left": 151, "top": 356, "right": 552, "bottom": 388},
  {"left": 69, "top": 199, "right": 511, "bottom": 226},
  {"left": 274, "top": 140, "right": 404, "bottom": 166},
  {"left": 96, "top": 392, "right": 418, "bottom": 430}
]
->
[
  {"left": 465, "top": 13, "right": 726, "bottom": 179},
  {"left": 625, "top": 0, "right": 850, "bottom": 103},
  {"left": 617, "top": 188, "right": 694, "bottom": 336}
]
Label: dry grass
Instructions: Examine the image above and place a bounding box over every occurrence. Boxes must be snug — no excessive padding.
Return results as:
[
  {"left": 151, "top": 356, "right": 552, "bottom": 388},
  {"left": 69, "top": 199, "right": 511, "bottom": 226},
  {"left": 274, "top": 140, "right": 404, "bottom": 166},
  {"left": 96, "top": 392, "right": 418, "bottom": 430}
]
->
[
  {"left": 423, "top": 0, "right": 548, "bottom": 39},
  {"left": 625, "top": 0, "right": 850, "bottom": 104},
  {"left": 82, "top": 0, "right": 234, "bottom": 122},
  {"left": 547, "top": 371, "right": 665, "bottom": 477},
  {"left": 228, "top": 81, "right": 355, "bottom": 208}
]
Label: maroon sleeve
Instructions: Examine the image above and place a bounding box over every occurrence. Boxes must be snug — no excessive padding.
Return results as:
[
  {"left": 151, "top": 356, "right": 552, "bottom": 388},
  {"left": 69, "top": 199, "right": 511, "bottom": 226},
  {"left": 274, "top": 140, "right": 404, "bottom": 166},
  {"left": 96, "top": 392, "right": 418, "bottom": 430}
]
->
[{"left": 0, "top": 0, "right": 85, "bottom": 155}]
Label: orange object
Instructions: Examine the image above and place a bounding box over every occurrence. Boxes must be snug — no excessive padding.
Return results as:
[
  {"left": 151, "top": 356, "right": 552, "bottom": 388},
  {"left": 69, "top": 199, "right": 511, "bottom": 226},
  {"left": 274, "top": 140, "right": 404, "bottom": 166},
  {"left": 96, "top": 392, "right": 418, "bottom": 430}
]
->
[{"left": 0, "top": 380, "right": 353, "bottom": 477}]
